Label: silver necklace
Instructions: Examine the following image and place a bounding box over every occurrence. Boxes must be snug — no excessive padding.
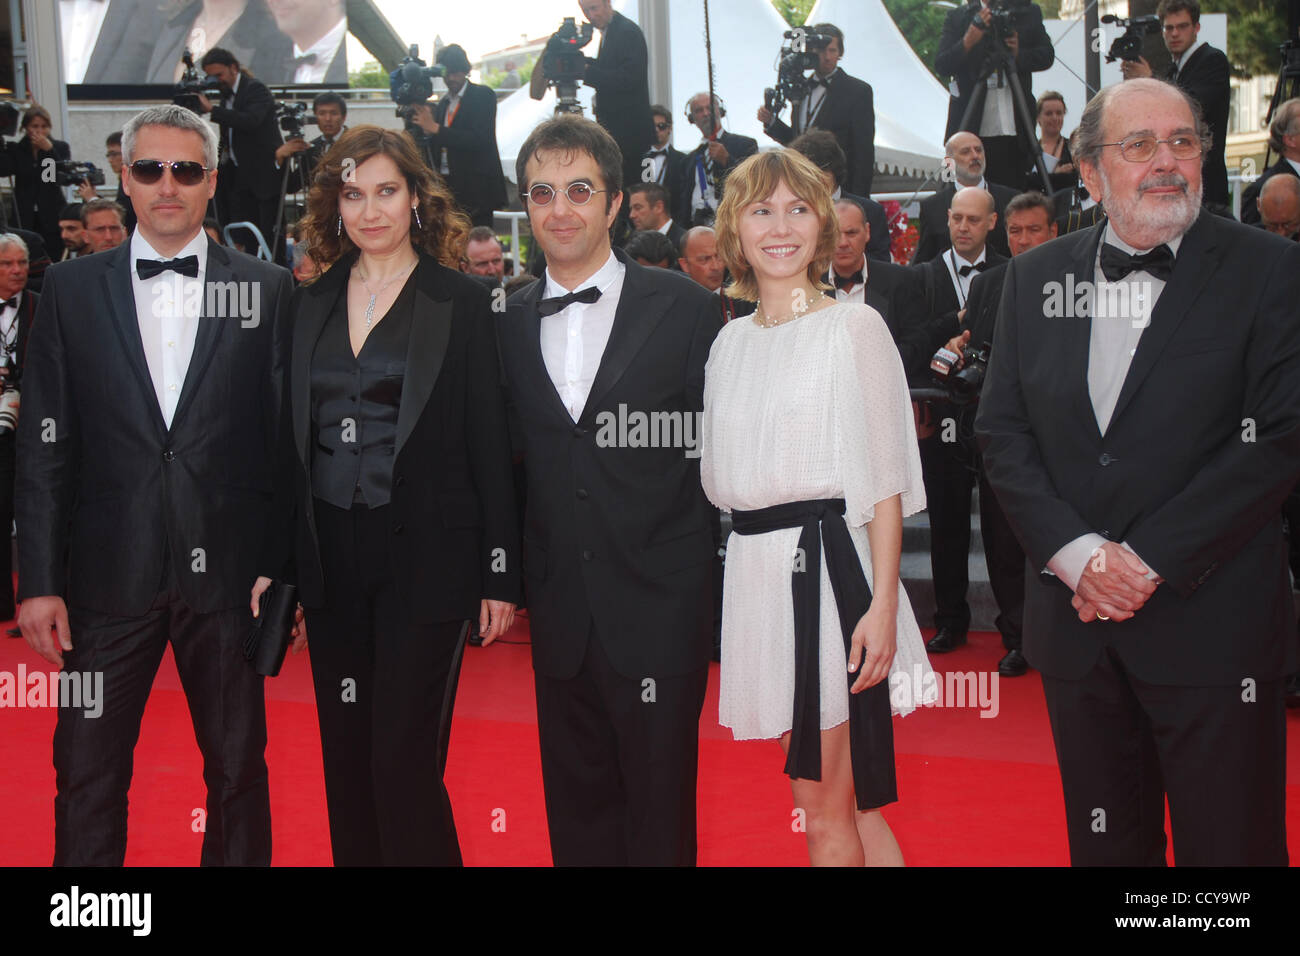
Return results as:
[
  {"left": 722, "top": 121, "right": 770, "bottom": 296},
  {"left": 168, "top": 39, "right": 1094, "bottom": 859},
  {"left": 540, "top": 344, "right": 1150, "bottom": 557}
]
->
[
  {"left": 356, "top": 259, "right": 417, "bottom": 328},
  {"left": 753, "top": 289, "right": 818, "bottom": 328}
]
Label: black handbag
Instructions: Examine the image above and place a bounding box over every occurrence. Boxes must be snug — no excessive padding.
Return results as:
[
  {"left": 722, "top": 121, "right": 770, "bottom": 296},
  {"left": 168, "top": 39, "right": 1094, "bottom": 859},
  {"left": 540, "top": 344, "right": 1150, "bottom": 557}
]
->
[{"left": 243, "top": 580, "right": 299, "bottom": 677}]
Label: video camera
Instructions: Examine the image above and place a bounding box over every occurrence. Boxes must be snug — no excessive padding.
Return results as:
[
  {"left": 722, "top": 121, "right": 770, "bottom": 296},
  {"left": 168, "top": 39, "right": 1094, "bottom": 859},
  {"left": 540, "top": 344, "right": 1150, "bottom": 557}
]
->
[
  {"left": 974, "top": 0, "right": 1036, "bottom": 44},
  {"left": 173, "top": 49, "right": 223, "bottom": 115},
  {"left": 542, "top": 17, "right": 594, "bottom": 115},
  {"left": 277, "top": 101, "right": 317, "bottom": 141},
  {"left": 763, "top": 27, "right": 832, "bottom": 118},
  {"left": 54, "top": 160, "right": 105, "bottom": 188},
  {"left": 928, "top": 339, "right": 992, "bottom": 405},
  {"left": 389, "top": 45, "right": 446, "bottom": 121},
  {"left": 1100, "top": 14, "right": 1162, "bottom": 63}
]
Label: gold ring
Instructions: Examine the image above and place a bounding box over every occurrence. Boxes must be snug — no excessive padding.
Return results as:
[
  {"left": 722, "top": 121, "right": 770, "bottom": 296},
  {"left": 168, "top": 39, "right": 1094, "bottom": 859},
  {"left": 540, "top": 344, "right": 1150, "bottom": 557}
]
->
[{"left": 1096, "top": 613, "right": 1110, "bottom": 621}]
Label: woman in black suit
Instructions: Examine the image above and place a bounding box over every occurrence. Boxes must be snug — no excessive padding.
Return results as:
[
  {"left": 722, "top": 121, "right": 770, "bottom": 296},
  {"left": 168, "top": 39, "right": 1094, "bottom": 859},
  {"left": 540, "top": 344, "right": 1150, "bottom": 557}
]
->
[
  {"left": 0, "top": 107, "right": 72, "bottom": 260},
  {"left": 253, "top": 126, "right": 520, "bottom": 866},
  {"left": 1028, "top": 90, "right": 1077, "bottom": 195}
]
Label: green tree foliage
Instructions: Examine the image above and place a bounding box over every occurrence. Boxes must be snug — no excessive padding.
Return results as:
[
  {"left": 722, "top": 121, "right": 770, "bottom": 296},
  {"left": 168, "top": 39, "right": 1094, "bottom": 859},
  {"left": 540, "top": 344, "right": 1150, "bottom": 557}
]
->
[
  {"left": 1203, "top": 0, "right": 1288, "bottom": 78},
  {"left": 348, "top": 61, "right": 390, "bottom": 89},
  {"left": 881, "top": 0, "right": 950, "bottom": 82},
  {"left": 770, "top": 0, "right": 816, "bottom": 26}
]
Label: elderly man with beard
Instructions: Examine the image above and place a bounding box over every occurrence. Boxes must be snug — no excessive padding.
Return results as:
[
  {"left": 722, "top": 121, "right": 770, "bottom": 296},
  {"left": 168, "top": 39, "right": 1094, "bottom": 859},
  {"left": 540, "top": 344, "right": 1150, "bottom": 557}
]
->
[{"left": 976, "top": 78, "right": 1300, "bottom": 866}]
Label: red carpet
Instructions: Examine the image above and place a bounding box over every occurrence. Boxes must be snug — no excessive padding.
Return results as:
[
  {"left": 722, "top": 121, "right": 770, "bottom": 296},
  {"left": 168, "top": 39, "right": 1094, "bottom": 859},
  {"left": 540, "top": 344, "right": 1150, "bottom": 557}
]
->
[{"left": 2, "top": 619, "right": 1298, "bottom": 866}]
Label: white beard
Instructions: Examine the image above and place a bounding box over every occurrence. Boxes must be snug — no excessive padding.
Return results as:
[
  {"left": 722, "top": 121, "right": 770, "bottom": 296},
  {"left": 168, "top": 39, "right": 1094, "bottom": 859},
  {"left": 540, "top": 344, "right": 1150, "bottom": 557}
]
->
[{"left": 1099, "top": 165, "right": 1202, "bottom": 248}]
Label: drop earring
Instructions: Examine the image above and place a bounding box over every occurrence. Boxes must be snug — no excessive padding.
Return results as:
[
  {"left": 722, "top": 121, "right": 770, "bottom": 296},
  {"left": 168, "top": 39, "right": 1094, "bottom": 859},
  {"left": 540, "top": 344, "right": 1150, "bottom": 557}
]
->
[
  {"left": 412, "top": 205, "right": 422, "bottom": 230},
  {"left": 336, "top": 215, "right": 342, "bottom": 236}
]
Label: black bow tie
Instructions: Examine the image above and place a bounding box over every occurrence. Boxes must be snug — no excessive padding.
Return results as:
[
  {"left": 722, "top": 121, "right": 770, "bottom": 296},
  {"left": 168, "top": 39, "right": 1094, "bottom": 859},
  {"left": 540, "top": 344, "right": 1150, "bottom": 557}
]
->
[
  {"left": 834, "top": 271, "right": 863, "bottom": 291},
  {"left": 294, "top": 53, "right": 317, "bottom": 67},
  {"left": 648, "top": 148, "right": 667, "bottom": 157},
  {"left": 136, "top": 255, "right": 199, "bottom": 280},
  {"left": 958, "top": 261, "right": 988, "bottom": 277},
  {"left": 538, "top": 285, "right": 601, "bottom": 316},
  {"left": 1099, "top": 243, "right": 1175, "bottom": 282}
]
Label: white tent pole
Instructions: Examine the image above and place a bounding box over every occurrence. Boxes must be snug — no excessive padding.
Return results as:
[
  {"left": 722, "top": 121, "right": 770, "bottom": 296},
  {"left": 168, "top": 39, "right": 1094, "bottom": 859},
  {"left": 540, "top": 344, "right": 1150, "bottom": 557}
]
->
[{"left": 641, "top": 0, "right": 672, "bottom": 110}]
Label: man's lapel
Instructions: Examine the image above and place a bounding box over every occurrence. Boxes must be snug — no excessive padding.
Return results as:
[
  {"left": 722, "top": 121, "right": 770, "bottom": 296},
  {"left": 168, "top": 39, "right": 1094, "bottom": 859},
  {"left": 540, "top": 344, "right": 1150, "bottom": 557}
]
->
[
  {"left": 171, "top": 238, "right": 230, "bottom": 431},
  {"left": 101, "top": 241, "right": 166, "bottom": 438},
  {"left": 513, "top": 273, "right": 572, "bottom": 425},
  {"left": 1061, "top": 222, "right": 1106, "bottom": 443}
]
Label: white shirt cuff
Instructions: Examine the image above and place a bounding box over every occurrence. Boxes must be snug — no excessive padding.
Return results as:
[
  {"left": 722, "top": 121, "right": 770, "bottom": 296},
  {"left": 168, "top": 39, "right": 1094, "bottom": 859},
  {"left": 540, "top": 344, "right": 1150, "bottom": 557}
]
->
[
  {"left": 1045, "top": 533, "right": 1107, "bottom": 592},
  {"left": 1120, "top": 540, "right": 1161, "bottom": 582}
]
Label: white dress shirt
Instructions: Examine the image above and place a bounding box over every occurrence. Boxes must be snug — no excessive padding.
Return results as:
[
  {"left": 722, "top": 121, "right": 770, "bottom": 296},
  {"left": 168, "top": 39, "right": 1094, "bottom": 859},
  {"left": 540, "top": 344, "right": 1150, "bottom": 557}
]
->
[
  {"left": 0, "top": 291, "right": 23, "bottom": 354},
  {"left": 829, "top": 254, "right": 869, "bottom": 304},
  {"left": 1045, "top": 225, "right": 1182, "bottom": 589},
  {"left": 941, "top": 245, "right": 988, "bottom": 308},
  {"left": 60, "top": 0, "right": 111, "bottom": 84},
  {"left": 799, "top": 68, "right": 837, "bottom": 132},
  {"left": 292, "top": 18, "right": 346, "bottom": 84},
  {"left": 645, "top": 146, "right": 669, "bottom": 185},
  {"left": 130, "top": 229, "right": 208, "bottom": 429},
  {"left": 221, "top": 72, "right": 242, "bottom": 165},
  {"left": 540, "top": 251, "right": 625, "bottom": 421},
  {"left": 1172, "top": 39, "right": 1203, "bottom": 77}
]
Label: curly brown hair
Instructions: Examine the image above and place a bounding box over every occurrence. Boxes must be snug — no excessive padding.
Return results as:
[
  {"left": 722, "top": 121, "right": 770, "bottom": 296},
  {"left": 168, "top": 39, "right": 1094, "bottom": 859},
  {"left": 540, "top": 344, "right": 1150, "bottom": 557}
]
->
[{"left": 299, "top": 125, "right": 470, "bottom": 269}]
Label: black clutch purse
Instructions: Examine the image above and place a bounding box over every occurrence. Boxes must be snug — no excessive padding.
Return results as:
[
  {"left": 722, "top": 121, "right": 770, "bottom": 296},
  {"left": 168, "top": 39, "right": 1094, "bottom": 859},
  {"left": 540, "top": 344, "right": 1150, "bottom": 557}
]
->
[{"left": 243, "top": 580, "right": 299, "bottom": 677}]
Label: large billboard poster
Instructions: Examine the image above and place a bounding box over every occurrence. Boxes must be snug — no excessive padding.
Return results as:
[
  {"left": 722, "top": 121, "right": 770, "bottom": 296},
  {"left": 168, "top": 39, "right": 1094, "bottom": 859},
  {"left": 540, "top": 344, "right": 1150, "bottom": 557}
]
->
[{"left": 61, "top": 0, "right": 348, "bottom": 88}]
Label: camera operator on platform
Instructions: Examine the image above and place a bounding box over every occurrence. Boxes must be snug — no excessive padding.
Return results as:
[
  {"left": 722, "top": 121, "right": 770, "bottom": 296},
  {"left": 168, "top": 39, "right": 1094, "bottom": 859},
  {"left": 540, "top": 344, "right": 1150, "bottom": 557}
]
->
[{"left": 276, "top": 92, "right": 348, "bottom": 198}]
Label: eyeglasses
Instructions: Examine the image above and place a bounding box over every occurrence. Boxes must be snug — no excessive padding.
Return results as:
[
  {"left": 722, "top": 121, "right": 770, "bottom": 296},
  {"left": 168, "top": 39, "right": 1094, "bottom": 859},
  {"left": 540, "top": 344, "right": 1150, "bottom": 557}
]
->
[
  {"left": 128, "top": 159, "right": 211, "bottom": 185},
  {"left": 654, "top": 121, "right": 671, "bottom": 131},
  {"left": 1162, "top": 21, "right": 1194, "bottom": 32},
  {"left": 525, "top": 182, "right": 606, "bottom": 206},
  {"left": 1100, "top": 135, "right": 1202, "bottom": 163}
]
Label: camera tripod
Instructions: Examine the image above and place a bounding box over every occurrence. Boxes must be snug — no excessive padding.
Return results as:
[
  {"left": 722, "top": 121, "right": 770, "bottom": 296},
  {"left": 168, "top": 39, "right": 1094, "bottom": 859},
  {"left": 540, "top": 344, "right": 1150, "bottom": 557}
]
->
[
  {"left": 1263, "top": 1, "right": 1300, "bottom": 167},
  {"left": 956, "top": 24, "right": 1054, "bottom": 195}
]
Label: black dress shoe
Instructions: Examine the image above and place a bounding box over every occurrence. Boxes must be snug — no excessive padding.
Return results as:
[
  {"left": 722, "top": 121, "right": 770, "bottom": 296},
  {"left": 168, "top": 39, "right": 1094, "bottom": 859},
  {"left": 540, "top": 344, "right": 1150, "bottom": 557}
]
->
[
  {"left": 926, "top": 626, "right": 968, "bottom": 653},
  {"left": 998, "top": 648, "right": 1029, "bottom": 677},
  {"left": 5, "top": 626, "right": 20, "bottom": 638}
]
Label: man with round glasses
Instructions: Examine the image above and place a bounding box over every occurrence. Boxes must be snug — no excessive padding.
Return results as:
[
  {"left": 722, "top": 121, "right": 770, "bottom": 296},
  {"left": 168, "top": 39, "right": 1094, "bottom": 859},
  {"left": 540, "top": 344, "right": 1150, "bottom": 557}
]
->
[
  {"left": 499, "top": 115, "right": 720, "bottom": 865},
  {"left": 16, "top": 104, "right": 293, "bottom": 865},
  {"left": 977, "top": 78, "right": 1300, "bottom": 866}
]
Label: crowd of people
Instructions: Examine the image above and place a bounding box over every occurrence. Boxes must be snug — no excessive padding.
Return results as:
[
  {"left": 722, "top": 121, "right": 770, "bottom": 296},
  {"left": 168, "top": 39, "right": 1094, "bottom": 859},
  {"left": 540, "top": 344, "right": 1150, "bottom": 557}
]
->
[{"left": 4, "top": 0, "right": 1299, "bottom": 870}]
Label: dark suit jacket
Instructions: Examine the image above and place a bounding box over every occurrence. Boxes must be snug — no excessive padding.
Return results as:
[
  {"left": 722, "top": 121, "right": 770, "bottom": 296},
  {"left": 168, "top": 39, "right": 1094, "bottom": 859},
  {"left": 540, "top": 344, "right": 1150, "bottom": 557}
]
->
[
  {"left": 641, "top": 145, "right": 690, "bottom": 214},
  {"left": 114, "top": 180, "right": 137, "bottom": 233},
  {"left": 674, "top": 132, "right": 760, "bottom": 227},
  {"left": 842, "top": 190, "right": 892, "bottom": 262},
  {"left": 80, "top": 0, "right": 156, "bottom": 84},
  {"left": 935, "top": 0, "right": 1055, "bottom": 143},
  {"left": 271, "top": 252, "right": 521, "bottom": 623},
  {"left": 252, "top": 31, "right": 348, "bottom": 86},
  {"left": 7, "top": 290, "right": 38, "bottom": 382},
  {"left": 146, "top": 0, "right": 277, "bottom": 84},
  {"left": 498, "top": 249, "right": 721, "bottom": 680},
  {"left": 765, "top": 67, "right": 876, "bottom": 195},
  {"left": 15, "top": 238, "right": 294, "bottom": 616},
  {"left": 426, "top": 82, "right": 508, "bottom": 223},
  {"left": 0, "top": 137, "right": 72, "bottom": 241},
  {"left": 962, "top": 260, "right": 1007, "bottom": 353},
  {"left": 1054, "top": 199, "right": 1106, "bottom": 235},
  {"left": 1240, "top": 158, "right": 1299, "bottom": 226},
  {"left": 1169, "top": 43, "right": 1230, "bottom": 207},
  {"left": 975, "top": 213, "right": 1300, "bottom": 684},
  {"left": 915, "top": 247, "right": 1008, "bottom": 352},
  {"left": 210, "top": 72, "right": 284, "bottom": 201},
  {"left": 584, "top": 11, "right": 655, "bottom": 182},
  {"left": 825, "top": 259, "right": 929, "bottom": 380},
  {"left": 912, "top": 182, "right": 1017, "bottom": 263}
]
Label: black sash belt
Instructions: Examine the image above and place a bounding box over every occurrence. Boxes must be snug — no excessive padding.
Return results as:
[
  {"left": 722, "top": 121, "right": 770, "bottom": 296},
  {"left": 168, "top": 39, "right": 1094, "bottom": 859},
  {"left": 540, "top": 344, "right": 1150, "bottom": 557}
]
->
[{"left": 731, "top": 498, "right": 898, "bottom": 811}]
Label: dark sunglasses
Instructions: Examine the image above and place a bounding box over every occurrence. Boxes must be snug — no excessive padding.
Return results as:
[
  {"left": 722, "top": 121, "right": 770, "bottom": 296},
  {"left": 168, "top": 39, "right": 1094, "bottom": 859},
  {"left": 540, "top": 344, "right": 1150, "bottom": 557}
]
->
[
  {"left": 654, "top": 121, "right": 671, "bottom": 131},
  {"left": 129, "top": 159, "right": 211, "bottom": 185}
]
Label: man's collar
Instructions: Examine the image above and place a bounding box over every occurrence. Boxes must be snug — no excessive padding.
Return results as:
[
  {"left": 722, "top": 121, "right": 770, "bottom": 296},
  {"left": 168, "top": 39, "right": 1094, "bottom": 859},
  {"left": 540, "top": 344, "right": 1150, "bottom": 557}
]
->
[
  {"left": 293, "top": 17, "right": 347, "bottom": 60},
  {"left": 131, "top": 228, "right": 208, "bottom": 267},
  {"left": 1286, "top": 157, "right": 1300, "bottom": 177},
  {"left": 544, "top": 248, "right": 621, "bottom": 297},
  {"left": 1175, "top": 39, "right": 1203, "bottom": 71},
  {"left": 832, "top": 253, "right": 867, "bottom": 279},
  {"left": 1103, "top": 222, "right": 1184, "bottom": 258},
  {"left": 951, "top": 244, "right": 987, "bottom": 267}
]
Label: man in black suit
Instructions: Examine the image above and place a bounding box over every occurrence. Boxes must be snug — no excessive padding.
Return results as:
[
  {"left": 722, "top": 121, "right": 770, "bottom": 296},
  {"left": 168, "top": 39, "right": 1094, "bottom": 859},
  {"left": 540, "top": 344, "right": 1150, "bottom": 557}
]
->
[
  {"left": 1121, "top": 0, "right": 1230, "bottom": 208},
  {"left": 500, "top": 116, "right": 720, "bottom": 865},
  {"left": 935, "top": 0, "right": 1055, "bottom": 190},
  {"left": 1241, "top": 98, "right": 1300, "bottom": 226},
  {"left": 675, "top": 93, "right": 759, "bottom": 229},
  {"left": 70, "top": 0, "right": 154, "bottom": 84},
  {"left": 914, "top": 187, "right": 1006, "bottom": 655},
  {"left": 913, "top": 131, "right": 1017, "bottom": 263},
  {"left": 976, "top": 79, "right": 1300, "bottom": 865},
  {"left": 640, "top": 105, "right": 689, "bottom": 212},
  {"left": 757, "top": 23, "right": 876, "bottom": 195},
  {"left": 276, "top": 92, "right": 347, "bottom": 198},
  {"left": 16, "top": 104, "right": 293, "bottom": 866},
  {"left": 790, "top": 129, "right": 892, "bottom": 263},
  {"left": 256, "top": 0, "right": 347, "bottom": 85},
  {"left": 411, "top": 45, "right": 507, "bottom": 228},
  {"left": 577, "top": 0, "right": 654, "bottom": 207},
  {"left": 1255, "top": 174, "right": 1300, "bottom": 241},
  {"left": 626, "top": 183, "right": 685, "bottom": 253},
  {"left": 198, "top": 48, "right": 285, "bottom": 258},
  {"left": 0, "top": 234, "right": 36, "bottom": 626}
]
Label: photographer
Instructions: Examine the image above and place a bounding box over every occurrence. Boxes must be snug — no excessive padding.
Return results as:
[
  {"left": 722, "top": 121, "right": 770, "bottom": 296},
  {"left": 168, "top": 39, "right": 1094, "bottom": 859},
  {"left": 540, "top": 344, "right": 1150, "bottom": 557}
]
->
[
  {"left": 0, "top": 233, "right": 35, "bottom": 627},
  {"left": 409, "top": 45, "right": 507, "bottom": 228},
  {"left": 196, "top": 48, "right": 284, "bottom": 257},
  {"left": 277, "top": 92, "right": 349, "bottom": 195},
  {"left": 756, "top": 23, "right": 876, "bottom": 196},
  {"left": 935, "top": 0, "right": 1055, "bottom": 190},
  {"left": 0, "top": 106, "right": 72, "bottom": 261},
  {"left": 674, "top": 93, "right": 758, "bottom": 228},
  {"left": 1120, "top": 0, "right": 1230, "bottom": 208}
]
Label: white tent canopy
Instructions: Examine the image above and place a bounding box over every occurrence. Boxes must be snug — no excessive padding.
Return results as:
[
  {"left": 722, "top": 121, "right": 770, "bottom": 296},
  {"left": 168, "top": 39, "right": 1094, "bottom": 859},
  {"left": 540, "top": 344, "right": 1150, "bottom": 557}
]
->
[{"left": 494, "top": 0, "right": 946, "bottom": 190}]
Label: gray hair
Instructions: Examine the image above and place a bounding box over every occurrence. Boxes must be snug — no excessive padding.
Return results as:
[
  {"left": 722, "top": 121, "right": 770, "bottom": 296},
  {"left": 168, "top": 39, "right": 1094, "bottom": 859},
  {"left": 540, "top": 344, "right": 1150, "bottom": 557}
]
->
[
  {"left": 1072, "top": 79, "right": 1210, "bottom": 168},
  {"left": 122, "top": 105, "right": 218, "bottom": 172},
  {"left": 0, "top": 233, "right": 29, "bottom": 260},
  {"left": 1268, "top": 98, "right": 1300, "bottom": 155}
]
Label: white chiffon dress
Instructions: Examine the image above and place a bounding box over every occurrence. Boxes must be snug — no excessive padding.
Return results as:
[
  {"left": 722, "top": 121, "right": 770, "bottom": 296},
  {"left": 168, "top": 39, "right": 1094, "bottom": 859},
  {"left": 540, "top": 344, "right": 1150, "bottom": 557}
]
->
[{"left": 701, "top": 301, "right": 938, "bottom": 741}]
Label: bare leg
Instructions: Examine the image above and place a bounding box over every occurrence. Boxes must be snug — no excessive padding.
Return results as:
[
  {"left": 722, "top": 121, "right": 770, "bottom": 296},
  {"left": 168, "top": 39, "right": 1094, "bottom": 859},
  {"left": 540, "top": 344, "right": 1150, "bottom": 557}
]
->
[
  {"left": 781, "top": 723, "right": 862, "bottom": 866},
  {"left": 855, "top": 809, "right": 904, "bottom": 866}
]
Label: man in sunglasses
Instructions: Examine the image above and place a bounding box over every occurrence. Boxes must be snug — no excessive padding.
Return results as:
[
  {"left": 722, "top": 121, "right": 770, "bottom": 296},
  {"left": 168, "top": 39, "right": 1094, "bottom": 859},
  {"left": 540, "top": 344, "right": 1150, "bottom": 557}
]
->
[
  {"left": 640, "top": 106, "right": 687, "bottom": 217},
  {"left": 500, "top": 116, "right": 720, "bottom": 866},
  {"left": 16, "top": 104, "right": 293, "bottom": 866},
  {"left": 976, "top": 78, "right": 1300, "bottom": 866}
]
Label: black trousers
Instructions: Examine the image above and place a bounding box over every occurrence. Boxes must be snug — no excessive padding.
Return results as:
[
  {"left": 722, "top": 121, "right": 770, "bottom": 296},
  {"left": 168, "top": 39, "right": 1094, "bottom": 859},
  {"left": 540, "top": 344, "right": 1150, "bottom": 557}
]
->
[
  {"left": 1041, "top": 647, "right": 1288, "bottom": 866},
  {"left": 305, "top": 499, "right": 469, "bottom": 866},
  {"left": 919, "top": 425, "right": 974, "bottom": 633},
  {"left": 215, "top": 166, "right": 283, "bottom": 263},
  {"left": 978, "top": 468, "right": 1024, "bottom": 651},
  {"left": 0, "top": 430, "right": 14, "bottom": 619},
  {"left": 54, "top": 564, "right": 270, "bottom": 865},
  {"left": 534, "top": 625, "right": 708, "bottom": 866}
]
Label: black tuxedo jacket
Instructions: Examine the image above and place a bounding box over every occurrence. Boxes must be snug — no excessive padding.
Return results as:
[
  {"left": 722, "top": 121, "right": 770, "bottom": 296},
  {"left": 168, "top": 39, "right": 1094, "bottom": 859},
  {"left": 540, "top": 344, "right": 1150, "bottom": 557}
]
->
[
  {"left": 842, "top": 190, "right": 892, "bottom": 262},
  {"left": 641, "top": 145, "right": 690, "bottom": 214},
  {"left": 1241, "top": 158, "right": 1299, "bottom": 226},
  {"left": 915, "top": 248, "right": 1007, "bottom": 352},
  {"left": 912, "top": 181, "right": 1017, "bottom": 264},
  {"left": 975, "top": 213, "right": 1300, "bottom": 684},
  {"left": 826, "top": 260, "right": 929, "bottom": 380},
  {"left": 498, "top": 249, "right": 720, "bottom": 680},
  {"left": 427, "top": 82, "right": 508, "bottom": 223},
  {"left": 673, "top": 132, "right": 760, "bottom": 227},
  {"left": 15, "top": 239, "right": 293, "bottom": 616},
  {"left": 145, "top": 0, "right": 276, "bottom": 84},
  {"left": 7, "top": 290, "right": 38, "bottom": 381},
  {"left": 935, "top": 0, "right": 1055, "bottom": 143},
  {"left": 80, "top": 0, "right": 155, "bottom": 84},
  {"left": 961, "top": 260, "right": 1007, "bottom": 352},
  {"left": 765, "top": 68, "right": 876, "bottom": 195},
  {"left": 210, "top": 73, "right": 284, "bottom": 201},
  {"left": 253, "top": 32, "right": 348, "bottom": 86},
  {"left": 270, "top": 252, "right": 521, "bottom": 623},
  {"left": 585, "top": 11, "right": 655, "bottom": 181},
  {"left": 1169, "top": 43, "right": 1230, "bottom": 206}
]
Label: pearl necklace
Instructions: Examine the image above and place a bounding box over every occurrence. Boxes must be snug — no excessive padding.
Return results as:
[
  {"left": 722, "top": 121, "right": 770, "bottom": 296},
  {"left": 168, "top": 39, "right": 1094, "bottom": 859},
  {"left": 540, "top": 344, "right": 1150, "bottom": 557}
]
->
[{"left": 753, "top": 289, "right": 819, "bottom": 328}]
